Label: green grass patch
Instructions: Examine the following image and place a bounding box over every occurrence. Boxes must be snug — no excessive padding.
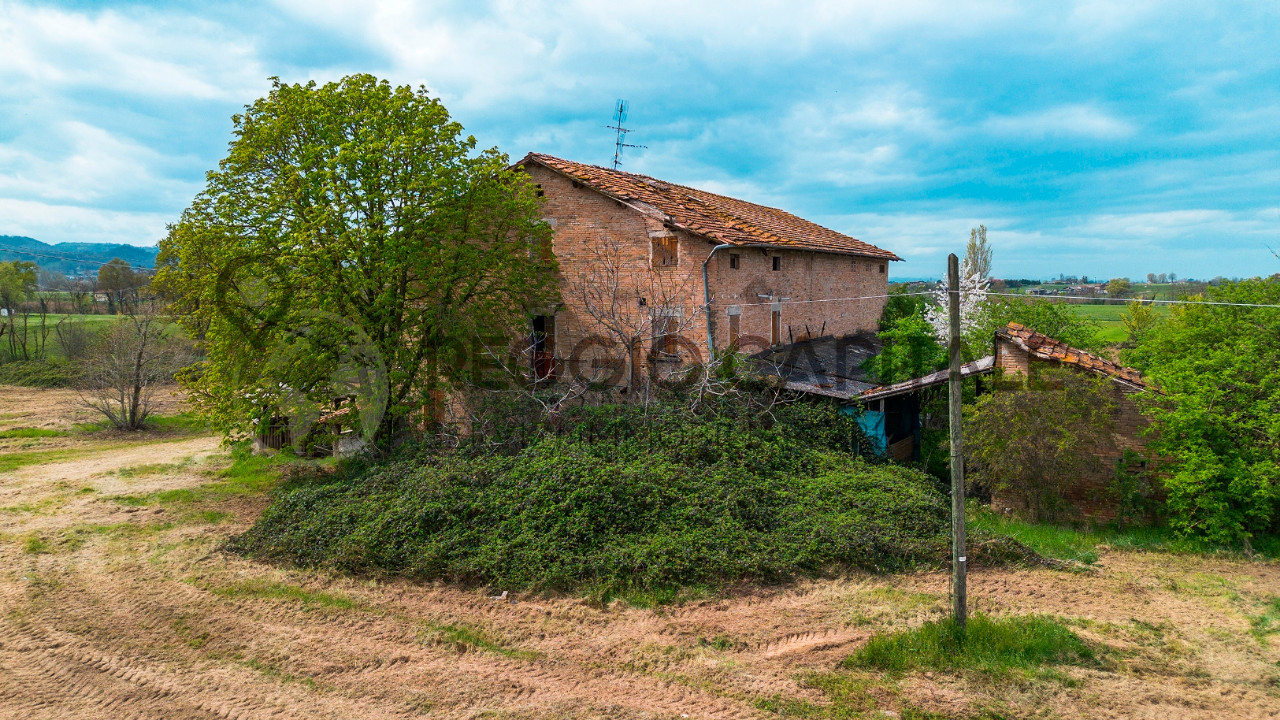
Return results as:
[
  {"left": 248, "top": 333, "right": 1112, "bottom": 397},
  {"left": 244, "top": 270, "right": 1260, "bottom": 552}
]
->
[
  {"left": 0, "top": 427, "right": 69, "bottom": 439},
  {"left": 844, "top": 614, "right": 1096, "bottom": 680},
  {"left": 171, "top": 616, "right": 211, "bottom": 649},
  {"left": 0, "top": 360, "right": 77, "bottom": 388},
  {"left": 145, "top": 412, "right": 211, "bottom": 434},
  {"left": 231, "top": 402, "right": 951, "bottom": 599},
  {"left": 1062, "top": 303, "right": 1172, "bottom": 346},
  {"left": 108, "top": 443, "right": 293, "bottom": 507},
  {"left": 418, "top": 621, "right": 538, "bottom": 660},
  {"left": 0, "top": 446, "right": 97, "bottom": 473},
  {"left": 968, "top": 503, "right": 1280, "bottom": 563},
  {"left": 1249, "top": 597, "right": 1280, "bottom": 642},
  {"left": 22, "top": 534, "right": 51, "bottom": 554},
  {"left": 755, "top": 672, "right": 949, "bottom": 719},
  {"left": 208, "top": 579, "right": 364, "bottom": 611}
]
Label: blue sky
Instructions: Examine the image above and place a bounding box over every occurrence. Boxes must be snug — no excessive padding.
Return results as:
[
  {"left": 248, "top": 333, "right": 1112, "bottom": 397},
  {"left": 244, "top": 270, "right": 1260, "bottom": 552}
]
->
[{"left": 1, "top": 1, "right": 1278, "bottom": 280}]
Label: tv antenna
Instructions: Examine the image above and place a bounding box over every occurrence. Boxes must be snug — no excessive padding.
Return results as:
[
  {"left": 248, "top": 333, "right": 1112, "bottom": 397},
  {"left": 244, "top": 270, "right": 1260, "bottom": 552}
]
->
[{"left": 605, "top": 99, "right": 646, "bottom": 170}]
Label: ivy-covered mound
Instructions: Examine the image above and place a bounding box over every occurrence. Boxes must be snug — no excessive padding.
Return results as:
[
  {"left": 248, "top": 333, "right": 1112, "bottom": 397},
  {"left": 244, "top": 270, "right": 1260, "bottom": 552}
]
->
[{"left": 231, "top": 403, "right": 949, "bottom": 597}]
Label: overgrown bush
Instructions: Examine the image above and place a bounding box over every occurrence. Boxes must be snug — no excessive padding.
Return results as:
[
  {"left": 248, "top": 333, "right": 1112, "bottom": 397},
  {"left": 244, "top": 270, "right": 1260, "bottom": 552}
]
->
[
  {"left": 964, "top": 366, "right": 1119, "bottom": 521},
  {"left": 232, "top": 401, "right": 950, "bottom": 598}
]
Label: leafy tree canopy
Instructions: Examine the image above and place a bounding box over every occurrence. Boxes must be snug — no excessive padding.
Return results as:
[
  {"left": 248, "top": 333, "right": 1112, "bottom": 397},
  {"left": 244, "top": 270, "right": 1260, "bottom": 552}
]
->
[
  {"left": 1107, "top": 277, "right": 1131, "bottom": 298},
  {"left": 0, "top": 260, "right": 37, "bottom": 311},
  {"left": 155, "top": 75, "right": 558, "bottom": 448},
  {"left": 1124, "top": 278, "right": 1280, "bottom": 544}
]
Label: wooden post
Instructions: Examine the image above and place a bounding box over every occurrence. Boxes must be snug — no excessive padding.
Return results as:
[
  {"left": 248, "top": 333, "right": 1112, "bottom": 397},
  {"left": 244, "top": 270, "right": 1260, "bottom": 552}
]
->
[{"left": 947, "top": 253, "right": 968, "bottom": 630}]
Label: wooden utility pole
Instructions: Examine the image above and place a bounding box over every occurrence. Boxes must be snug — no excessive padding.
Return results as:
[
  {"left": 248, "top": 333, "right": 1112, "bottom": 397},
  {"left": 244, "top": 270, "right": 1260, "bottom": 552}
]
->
[{"left": 947, "top": 253, "right": 968, "bottom": 630}]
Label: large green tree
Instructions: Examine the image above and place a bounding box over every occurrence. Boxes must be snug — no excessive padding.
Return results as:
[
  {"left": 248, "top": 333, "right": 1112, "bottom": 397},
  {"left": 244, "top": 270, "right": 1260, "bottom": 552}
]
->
[
  {"left": 1124, "top": 279, "right": 1280, "bottom": 545},
  {"left": 156, "top": 75, "right": 558, "bottom": 448}
]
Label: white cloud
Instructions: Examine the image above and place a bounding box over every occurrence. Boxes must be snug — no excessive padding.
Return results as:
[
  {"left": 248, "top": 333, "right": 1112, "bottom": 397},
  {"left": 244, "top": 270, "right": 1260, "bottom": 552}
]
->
[
  {"left": 983, "top": 104, "right": 1136, "bottom": 140},
  {"left": 0, "top": 197, "right": 169, "bottom": 247},
  {"left": 0, "top": 122, "right": 198, "bottom": 207},
  {"left": 266, "top": 0, "right": 1027, "bottom": 111},
  {"left": 0, "top": 3, "right": 267, "bottom": 101}
]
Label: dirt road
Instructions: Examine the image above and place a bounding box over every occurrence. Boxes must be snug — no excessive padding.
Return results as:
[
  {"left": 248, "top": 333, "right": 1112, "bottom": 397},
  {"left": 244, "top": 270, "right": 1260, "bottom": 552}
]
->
[{"left": 2, "top": 386, "right": 1279, "bottom": 719}]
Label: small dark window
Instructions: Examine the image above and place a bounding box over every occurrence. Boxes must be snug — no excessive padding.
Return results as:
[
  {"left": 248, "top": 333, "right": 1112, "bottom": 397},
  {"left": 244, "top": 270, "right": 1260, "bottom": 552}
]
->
[
  {"left": 879, "top": 263, "right": 886, "bottom": 274},
  {"left": 729, "top": 253, "right": 740, "bottom": 269},
  {"left": 772, "top": 256, "right": 781, "bottom": 271},
  {"left": 534, "top": 184, "right": 545, "bottom": 198}
]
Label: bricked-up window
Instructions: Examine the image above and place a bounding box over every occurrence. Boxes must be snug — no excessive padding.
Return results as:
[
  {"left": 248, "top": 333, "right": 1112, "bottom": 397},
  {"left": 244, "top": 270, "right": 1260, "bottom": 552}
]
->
[
  {"left": 772, "top": 256, "right": 781, "bottom": 271},
  {"left": 653, "top": 314, "right": 679, "bottom": 357},
  {"left": 651, "top": 235, "right": 678, "bottom": 268},
  {"left": 729, "top": 253, "right": 740, "bottom": 269}
]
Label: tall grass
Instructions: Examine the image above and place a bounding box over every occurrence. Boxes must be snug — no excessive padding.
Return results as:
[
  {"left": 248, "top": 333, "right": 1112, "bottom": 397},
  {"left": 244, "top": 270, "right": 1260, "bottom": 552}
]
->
[{"left": 844, "top": 614, "right": 1096, "bottom": 679}]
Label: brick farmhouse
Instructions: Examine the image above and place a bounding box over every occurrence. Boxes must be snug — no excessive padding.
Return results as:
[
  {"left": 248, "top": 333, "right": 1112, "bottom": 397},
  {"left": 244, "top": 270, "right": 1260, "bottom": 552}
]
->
[{"left": 515, "top": 153, "right": 901, "bottom": 386}]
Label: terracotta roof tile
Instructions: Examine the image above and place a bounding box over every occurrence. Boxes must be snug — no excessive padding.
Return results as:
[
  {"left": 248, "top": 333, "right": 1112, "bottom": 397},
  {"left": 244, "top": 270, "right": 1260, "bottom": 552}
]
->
[
  {"left": 519, "top": 153, "right": 902, "bottom": 260},
  {"left": 998, "top": 322, "right": 1149, "bottom": 389}
]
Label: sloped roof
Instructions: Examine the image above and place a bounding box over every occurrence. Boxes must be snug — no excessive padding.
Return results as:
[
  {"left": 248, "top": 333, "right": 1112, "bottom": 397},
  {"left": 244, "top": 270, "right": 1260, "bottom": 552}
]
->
[
  {"left": 857, "top": 356, "right": 996, "bottom": 402},
  {"left": 998, "top": 322, "right": 1149, "bottom": 390},
  {"left": 519, "top": 153, "right": 901, "bottom": 260}
]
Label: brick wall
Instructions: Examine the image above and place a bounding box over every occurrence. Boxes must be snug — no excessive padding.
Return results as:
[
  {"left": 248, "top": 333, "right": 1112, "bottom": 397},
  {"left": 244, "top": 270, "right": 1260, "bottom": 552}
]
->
[
  {"left": 989, "top": 340, "right": 1152, "bottom": 523},
  {"left": 704, "top": 244, "right": 888, "bottom": 355},
  {"left": 525, "top": 164, "right": 890, "bottom": 386}
]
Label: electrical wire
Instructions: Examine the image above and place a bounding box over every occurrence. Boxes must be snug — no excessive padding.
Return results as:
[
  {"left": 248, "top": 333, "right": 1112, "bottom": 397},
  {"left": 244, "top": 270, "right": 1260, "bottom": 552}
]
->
[
  {"left": 983, "top": 291, "right": 1280, "bottom": 310},
  {"left": 730, "top": 290, "right": 934, "bottom": 309}
]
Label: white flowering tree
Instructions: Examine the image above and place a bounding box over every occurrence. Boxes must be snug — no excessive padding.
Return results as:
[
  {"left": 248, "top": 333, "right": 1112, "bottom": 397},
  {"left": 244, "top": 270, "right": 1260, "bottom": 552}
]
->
[{"left": 925, "top": 271, "right": 990, "bottom": 347}]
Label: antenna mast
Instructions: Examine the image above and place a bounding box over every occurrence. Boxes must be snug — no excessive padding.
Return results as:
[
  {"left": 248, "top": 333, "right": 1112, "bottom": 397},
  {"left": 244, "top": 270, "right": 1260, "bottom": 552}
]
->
[{"left": 605, "top": 99, "right": 646, "bottom": 169}]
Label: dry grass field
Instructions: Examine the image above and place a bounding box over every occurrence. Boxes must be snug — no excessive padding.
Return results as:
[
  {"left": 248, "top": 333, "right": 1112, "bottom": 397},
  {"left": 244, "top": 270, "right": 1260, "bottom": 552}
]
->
[{"left": 1, "top": 386, "right": 1279, "bottom": 719}]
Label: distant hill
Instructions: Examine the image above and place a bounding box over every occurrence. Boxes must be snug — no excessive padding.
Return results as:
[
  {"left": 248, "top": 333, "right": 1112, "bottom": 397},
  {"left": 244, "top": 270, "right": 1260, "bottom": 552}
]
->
[{"left": 0, "top": 235, "right": 159, "bottom": 276}]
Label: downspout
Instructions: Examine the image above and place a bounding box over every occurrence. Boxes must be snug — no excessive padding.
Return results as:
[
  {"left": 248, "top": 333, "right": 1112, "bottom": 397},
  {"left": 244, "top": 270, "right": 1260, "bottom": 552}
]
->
[
  {"left": 702, "top": 243, "right": 735, "bottom": 356},
  {"left": 700, "top": 242, "right": 789, "bottom": 357}
]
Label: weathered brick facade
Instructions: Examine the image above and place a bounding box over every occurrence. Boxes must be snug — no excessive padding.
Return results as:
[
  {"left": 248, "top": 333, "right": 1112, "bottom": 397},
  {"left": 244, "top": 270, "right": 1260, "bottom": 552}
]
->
[{"left": 520, "top": 157, "right": 898, "bottom": 385}]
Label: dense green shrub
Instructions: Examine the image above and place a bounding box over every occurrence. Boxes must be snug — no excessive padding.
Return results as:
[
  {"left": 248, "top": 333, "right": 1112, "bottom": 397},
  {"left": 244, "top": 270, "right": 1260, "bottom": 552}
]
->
[
  {"left": 1124, "top": 278, "right": 1280, "bottom": 545},
  {"left": 232, "top": 403, "right": 949, "bottom": 597},
  {"left": 963, "top": 367, "right": 1120, "bottom": 521}
]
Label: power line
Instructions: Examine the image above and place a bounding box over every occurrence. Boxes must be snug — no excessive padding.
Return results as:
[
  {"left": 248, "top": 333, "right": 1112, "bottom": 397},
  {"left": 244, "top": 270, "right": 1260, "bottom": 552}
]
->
[
  {"left": 984, "top": 291, "right": 1280, "bottom": 310},
  {"left": 730, "top": 291, "right": 934, "bottom": 309}
]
